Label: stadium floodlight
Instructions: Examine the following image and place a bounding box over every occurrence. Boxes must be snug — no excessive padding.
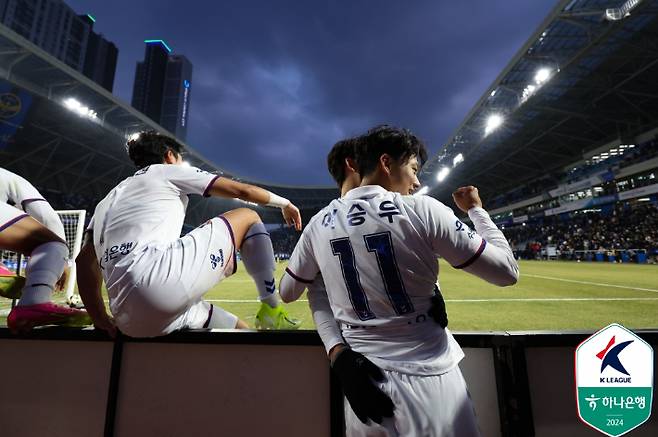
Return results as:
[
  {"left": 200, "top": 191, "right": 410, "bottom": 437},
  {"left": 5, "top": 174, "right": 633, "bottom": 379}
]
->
[
  {"left": 436, "top": 167, "right": 450, "bottom": 183},
  {"left": 534, "top": 68, "right": 552, "bottom": 84},
  {"left": 452, "top": 153, "right": 464, "bottom": 167},
  {"left": 638, "top": 197, "right": 651, "bottom": 202},
  {"left": 414, "top": 186, "right": 429, "bottom": 196},
  {"left": 484, "top": 114, "right": 504, "bottom": 136},
  {"left": 63, "top": 97, "right": 97, "bottom": 119},
  {"left": 605, "top": 0, "right": 642, "bottom": 21},
  {"left": 522, "top": 84, "right": 537, "bottom": 102}
]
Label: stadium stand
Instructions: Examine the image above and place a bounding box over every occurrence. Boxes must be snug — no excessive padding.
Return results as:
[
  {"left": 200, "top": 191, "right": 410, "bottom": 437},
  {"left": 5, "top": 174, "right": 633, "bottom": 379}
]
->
[
  {"left": 2, "top": 0, "right": 658, "bottom": 436},
  {"left": 505, "top": 201, "right": 658, "bottom": 262}
]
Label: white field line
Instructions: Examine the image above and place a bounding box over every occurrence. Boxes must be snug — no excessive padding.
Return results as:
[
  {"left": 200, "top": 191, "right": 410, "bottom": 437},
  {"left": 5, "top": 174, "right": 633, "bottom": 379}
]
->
[{"left": 523, "top": 274, "right": 658, "bottom": 293}]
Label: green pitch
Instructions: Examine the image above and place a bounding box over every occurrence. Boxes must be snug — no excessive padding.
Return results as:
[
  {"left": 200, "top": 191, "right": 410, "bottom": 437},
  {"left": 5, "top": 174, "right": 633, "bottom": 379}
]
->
[{"left": 1, "top": 260, "right": 657, "bottom": 331}]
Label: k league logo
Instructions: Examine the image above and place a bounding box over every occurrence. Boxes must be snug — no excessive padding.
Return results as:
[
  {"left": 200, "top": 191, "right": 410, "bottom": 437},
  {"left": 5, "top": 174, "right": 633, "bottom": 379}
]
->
[{"left": 575, "top": 323, "right": 654, "bottom": 436}]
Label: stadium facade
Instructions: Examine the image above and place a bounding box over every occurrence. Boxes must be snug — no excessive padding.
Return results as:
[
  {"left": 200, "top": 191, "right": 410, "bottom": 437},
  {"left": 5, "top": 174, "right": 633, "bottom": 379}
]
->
[{"left": 131, "top": 40, "right": 193, "bottom": 141}]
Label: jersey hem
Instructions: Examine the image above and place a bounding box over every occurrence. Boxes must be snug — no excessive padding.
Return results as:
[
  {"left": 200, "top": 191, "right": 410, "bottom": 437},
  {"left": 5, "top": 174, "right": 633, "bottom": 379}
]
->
[
  {"left": 20, "top": 198, "right": 46, "bottom": 209},
  {"left": 203, "top": 175, "right": 221, "bottom": 197},
  {"left": 285, "top": 267, "right": 314, "bottom": 284}
]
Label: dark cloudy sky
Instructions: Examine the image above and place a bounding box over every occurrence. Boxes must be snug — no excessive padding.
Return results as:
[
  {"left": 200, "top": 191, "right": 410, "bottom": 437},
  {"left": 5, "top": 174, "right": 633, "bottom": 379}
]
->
[{"left": 68, "top": 0, "right": 557, "bottom": 186}]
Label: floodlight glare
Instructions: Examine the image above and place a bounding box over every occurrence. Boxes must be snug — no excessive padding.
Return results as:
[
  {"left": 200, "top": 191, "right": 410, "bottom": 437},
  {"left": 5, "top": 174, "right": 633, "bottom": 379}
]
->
[
  {"left": 414, "top": 186, "right": 429, "bottom": 196},
  {"left": 534, "top": 68, "right": 551, "bottom": 84},
  {"left": 436, "top": 167, "right": 450, "bottom": 183},
  {"left": 484, "top": 114, "right": 504, "bottom": 135},
  {"left": 63, "top": 97, "right": 97, "bottom": 119},
  {"left": 453, "top": 153, "right": 464, "bottom": 167}
]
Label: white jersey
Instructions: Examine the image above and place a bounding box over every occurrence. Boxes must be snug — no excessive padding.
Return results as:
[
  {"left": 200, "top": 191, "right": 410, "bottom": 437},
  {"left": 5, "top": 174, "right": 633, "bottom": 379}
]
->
[
  {"left": 88, "top": 164, "right": 218, "bottom": 286},
  {"left": 0, "top": 167, "right": 65, "bottom": 240},
  {"left": 287, "top": 185, "right": 518, "bottom": 375}
]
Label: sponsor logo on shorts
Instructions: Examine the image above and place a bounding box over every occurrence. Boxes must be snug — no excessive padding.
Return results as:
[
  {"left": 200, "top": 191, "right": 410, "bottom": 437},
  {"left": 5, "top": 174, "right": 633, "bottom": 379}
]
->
[{"left": 209, "top": 249, "right": 224, "bottom": 270}]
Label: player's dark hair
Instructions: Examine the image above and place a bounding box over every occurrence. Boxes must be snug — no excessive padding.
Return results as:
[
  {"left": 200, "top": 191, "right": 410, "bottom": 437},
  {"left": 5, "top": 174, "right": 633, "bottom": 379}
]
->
[
  {"left": 356, "top": 125, "right": 428, "bottom": 177},
  {"left": 327, "top": 137, "right": 359, "bottom": 188},
  {"left": 126, "top": 130, "right": 185, "bottom": 169}
]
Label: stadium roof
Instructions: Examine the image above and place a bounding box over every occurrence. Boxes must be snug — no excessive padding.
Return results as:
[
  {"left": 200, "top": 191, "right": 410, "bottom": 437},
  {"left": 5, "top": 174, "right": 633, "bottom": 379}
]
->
[
  {"left": 420, "top": 0, "right": 658, "bottom": 204},
  {"left": 0, "top": 24, "right": 337, "bottom": 224}
]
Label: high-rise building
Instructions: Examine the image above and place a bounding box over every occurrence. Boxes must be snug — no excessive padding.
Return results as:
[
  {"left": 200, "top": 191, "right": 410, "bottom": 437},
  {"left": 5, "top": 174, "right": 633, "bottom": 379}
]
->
[
  {"left": 0, "top": 1, "right": 118, "bottom": 91},
  {"left": 131, "top": 40, "right": 192, "bottom": 141},
  {"left": 80, "top": 14, "right": 118, "bottom": 92}
]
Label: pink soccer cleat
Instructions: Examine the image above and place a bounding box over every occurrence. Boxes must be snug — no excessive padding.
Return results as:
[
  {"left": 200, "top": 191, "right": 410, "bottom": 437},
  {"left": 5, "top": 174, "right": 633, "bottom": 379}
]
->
[{"left": 7, "top": 302, "right": 92, "bottom": 334}]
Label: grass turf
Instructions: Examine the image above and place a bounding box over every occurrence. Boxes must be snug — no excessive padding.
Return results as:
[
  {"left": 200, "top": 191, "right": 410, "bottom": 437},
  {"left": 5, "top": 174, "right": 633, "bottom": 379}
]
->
[{"left": 2, "top": 260, "right": 657, "bottom": 331}]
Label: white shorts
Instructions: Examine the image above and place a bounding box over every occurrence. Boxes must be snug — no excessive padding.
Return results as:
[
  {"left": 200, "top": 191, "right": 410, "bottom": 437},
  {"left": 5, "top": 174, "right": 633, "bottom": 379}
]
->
[
  {"left": 110, "top": 216, "right": 239, "bottom": 337},
  {"left": 345, "top": 365, "right": 481, "bottom": 437},
  {"left": 0, "top": 203, "right": 29, "bottom": 234}
]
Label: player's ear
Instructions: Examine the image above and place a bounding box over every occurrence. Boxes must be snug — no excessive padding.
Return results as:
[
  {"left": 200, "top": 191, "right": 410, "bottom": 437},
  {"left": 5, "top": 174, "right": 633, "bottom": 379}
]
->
[
  {"left": 163, "top": 150, "right": 179, "bottom": 164},
  {"left": 379, "top": 154, "right": 393, "bottom": 176},
  {"left": 345, "top": 157, "right": 358, "bottom": 175}
]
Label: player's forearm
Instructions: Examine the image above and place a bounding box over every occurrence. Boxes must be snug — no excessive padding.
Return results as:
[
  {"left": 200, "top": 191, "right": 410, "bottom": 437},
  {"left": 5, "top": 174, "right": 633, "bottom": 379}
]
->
[
  {"left": 209, "top": 178, "right": 289, "bottom": 207},
  {"left": 75, "top": 252, "right": 108, "bottom": 321},
  {"left": 279, "top": 273, "right": 307, "bottom": 303},
  {"left": 308, "top": 286, "right": 345, "bottom": 355},
  {"left": 465, "top": 207, "right": 519, "bottom": 286}
]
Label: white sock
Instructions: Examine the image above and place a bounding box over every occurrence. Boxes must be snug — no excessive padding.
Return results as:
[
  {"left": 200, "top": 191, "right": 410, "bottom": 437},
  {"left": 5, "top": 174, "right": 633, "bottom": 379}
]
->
[
  {"left": 240, "top": 222, "right": 280, "bottom": 308},
  {"left": 18, "top": 241, "right": 68, "bottom": 306}
]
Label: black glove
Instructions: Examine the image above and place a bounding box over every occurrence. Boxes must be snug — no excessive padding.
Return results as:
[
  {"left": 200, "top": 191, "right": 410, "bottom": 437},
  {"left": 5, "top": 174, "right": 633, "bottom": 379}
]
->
[
  {"left": 331, "top": 348, "right": 395, "bottom": 424},
  {"left": 428, "top": 291, "right": 448, "bottom": 328}
]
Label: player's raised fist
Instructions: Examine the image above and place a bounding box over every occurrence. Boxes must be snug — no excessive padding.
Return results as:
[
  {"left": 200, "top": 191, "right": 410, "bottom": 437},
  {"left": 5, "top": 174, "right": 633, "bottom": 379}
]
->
[{"left": 452, "top": 186, "right": 482, "bottom": 213}]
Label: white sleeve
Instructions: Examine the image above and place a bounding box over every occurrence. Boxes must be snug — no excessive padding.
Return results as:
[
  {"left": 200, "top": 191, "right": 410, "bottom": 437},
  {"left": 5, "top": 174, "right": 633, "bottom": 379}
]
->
[
  {"left": 24, "top": 201, "right": 66, "bottom": 242},
  {"left": 416, "top": 196, "right": 518, "bottom": 286},
  {"left": 1, "top": 168, "right": 46, "bottom": 209},
  {"left": 163, "top": 165, "right": 219, "bottom": 197},
  {"left": 307, "top": 275, "right": 344, "bottom": 354},
  {"left": 463, "top": 207, "right": 519, "bottom": 286},
  {"left": 279, "top": 228, "right": 320, "bottom": 302}
]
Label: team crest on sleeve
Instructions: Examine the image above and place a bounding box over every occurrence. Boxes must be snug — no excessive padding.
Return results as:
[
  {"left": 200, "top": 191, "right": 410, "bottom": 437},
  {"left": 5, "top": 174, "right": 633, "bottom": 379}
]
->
[{"left": 575, "top": 323, "right": 653, "bottom": 436}]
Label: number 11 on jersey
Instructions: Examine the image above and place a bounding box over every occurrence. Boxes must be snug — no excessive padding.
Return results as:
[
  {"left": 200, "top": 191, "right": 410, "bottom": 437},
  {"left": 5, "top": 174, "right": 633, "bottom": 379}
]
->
[{"left": 331, "top": 231, "right": 414, "bottom": 321}]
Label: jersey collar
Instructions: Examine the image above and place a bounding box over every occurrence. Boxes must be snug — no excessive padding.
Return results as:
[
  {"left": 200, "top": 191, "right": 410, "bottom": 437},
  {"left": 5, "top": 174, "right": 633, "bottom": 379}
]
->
[{"left": 343, "top": 185, "right": 389, "bottom": 200}]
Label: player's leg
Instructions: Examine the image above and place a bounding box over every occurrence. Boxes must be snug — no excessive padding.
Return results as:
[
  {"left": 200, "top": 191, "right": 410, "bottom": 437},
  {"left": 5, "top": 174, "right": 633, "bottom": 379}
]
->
[
  {"left": 173, "top": 299, "right": 249, "bottom": 331},
  {"left": 220, "top": 208, "right": 300, "bottom": 329},
  {"left": 0, "top": 205, "right": 89, "bottom": 332}
]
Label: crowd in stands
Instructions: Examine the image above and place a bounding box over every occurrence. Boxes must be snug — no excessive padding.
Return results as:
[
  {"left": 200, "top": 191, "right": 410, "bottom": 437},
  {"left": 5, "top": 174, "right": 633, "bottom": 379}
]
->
[
  {"left": 504, "top": 202, "right": 658, "bottom": 263},
  {"left": 270, "top": 227, "right": 301, "bottom": 260}
]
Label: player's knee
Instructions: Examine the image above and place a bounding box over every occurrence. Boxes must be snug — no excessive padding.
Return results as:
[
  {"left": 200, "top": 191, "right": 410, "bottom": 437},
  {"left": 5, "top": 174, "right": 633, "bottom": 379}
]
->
[{"left": 223, "top": 207, "right": 261, "bottom": 226}]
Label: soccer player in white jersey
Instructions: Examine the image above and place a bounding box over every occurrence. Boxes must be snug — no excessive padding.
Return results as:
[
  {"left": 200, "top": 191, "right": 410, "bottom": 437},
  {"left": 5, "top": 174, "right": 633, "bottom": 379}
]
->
[
  {"left": 0, "top": 167, "right": 91, "bottom": 333},
  {"left": 75, "top": 131, "right": 302, "bottom": 337},
  {"left": 280, "top": 125, "right": 519, "bottom": 436}
]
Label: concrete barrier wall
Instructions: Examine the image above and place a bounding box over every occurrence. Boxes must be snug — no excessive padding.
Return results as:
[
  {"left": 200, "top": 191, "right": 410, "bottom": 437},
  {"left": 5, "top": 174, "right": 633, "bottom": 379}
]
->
[{"left": 0, "top": 329, "right": 656, "bottom": 437}]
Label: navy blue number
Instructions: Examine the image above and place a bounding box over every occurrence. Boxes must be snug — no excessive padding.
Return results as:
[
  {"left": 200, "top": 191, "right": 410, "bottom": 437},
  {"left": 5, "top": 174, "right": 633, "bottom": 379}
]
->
[
  {"left": 331, "top": 238, "right": 375, "bottom": 321},
  {"left": 364, "top": 232, "right": 414, "bottom": 315},
  {"left": 331, "top": 233, "right": 413, "bottom": 319}
]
